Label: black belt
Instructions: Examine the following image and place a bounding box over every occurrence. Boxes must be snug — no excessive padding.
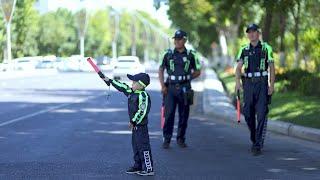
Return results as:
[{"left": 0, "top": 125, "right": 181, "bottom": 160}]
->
[
  {"left": 244, "top": 76, "right": 268, "bottom": 82},
  {"left": 167, "top": 81, "right": 190, "bottom": 86}
]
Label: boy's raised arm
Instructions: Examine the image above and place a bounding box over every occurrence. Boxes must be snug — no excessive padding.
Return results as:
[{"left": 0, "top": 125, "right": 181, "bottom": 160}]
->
[{"left": 108, "top": 79, "right": 133, "bottom": 96}]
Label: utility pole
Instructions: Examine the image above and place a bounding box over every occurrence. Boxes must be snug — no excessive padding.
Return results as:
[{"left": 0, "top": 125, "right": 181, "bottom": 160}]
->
[{"left": 1, "top": 0, "right": 17, "bottom": 62}]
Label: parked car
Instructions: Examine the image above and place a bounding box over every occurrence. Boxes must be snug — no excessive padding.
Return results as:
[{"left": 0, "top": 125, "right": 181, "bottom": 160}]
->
[
  {"left": 57, "top": 57, "right": 81, "bottom": 72},
  {"left": 112, "top": 56, "right": 145, "bottom": 80},
  {"left": 36, "top": 56, "right": 57, "bottom": 69},
  {"left": 0, "top": 62, "right": 8, "bottom": 71},
  {"left": 144, "top": 60, "right": 160, "bottom": 72},
  {"left": 95, "top": 56, "right": 112, "bottom": 71},
  {"left": 14, "top": 57, "right": 42, "bottom": 71}
]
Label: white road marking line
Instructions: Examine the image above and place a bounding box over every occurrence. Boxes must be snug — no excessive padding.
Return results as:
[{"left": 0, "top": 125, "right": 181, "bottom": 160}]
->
[{"left": 0, "top": 94, "right": 103, "bottom": 127}]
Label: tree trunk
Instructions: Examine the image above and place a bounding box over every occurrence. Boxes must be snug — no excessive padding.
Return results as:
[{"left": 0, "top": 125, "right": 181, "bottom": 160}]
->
[
  {"left": 293, "top": 1, "right": 301, "bottom": 69},
  {"left": 262, "top": 3, "right": 274, "bottom": 42},
  {"left": 279, "top": 11, "right": 286, "bottom": 67}
]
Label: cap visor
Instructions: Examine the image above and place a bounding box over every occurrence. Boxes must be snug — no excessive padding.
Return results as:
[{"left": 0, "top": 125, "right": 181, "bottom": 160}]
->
[
  {"left": 127, "top": 74, "right": 135, "bottom": 81},
  {"left": 246, "top": 28, "right": 259, "bottom": 33}
]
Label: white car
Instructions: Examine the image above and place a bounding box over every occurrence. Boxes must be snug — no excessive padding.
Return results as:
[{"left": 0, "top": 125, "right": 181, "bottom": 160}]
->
[
  {"left": 14, "top": 57, "right": 41, "bottom": 71},
  {"left": 112, "top": 56, "right": 145, "bottom": 80},
  {"left": 0, "top": 62, "right": 8, "bottom": 71}
]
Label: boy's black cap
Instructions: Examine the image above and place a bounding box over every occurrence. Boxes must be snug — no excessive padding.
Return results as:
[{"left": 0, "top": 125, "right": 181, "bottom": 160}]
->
[
  {"left": 246, "top": 24, "right": 260, "bottom": 33},
  {"left": 172, "top": 30, "right": 187, "bottom": 39},
  {"left": 127, "top": 73, "right": 150, "bottom": 88}
]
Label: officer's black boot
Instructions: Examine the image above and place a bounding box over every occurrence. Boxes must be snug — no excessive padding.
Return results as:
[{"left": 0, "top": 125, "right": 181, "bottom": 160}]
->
[
  {"left": 162, "top": 140, "right": 170, "bottom": 149},
  {"left": 177, "top": 139, "right": 187, "bottom": 148},
  {"left": 251, "top": 146, "right": 262, "bottom": 156}
]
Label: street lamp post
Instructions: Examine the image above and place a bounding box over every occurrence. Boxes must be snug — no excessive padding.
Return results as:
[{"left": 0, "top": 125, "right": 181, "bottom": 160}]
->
[
  {"left": 0, "top": 0, "right": 17, "bottom": 62},
  {"left": 76, "top": 8, "right": 88, "bottom": 57},
  {"left": 110, "top": 9, "right": 119, "bottom": 60},
  {"left": 142, "top": 23, "right": 151, "bottom": 63},
  {"left": 76, "top": 0, "right": 88, "bottom": 57},
  {"left": 131, "top": 15, "right": 137, "bottom": 56}
]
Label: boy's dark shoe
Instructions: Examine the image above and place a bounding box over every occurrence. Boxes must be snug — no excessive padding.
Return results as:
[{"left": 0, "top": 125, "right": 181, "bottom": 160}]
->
[
  {"left": 126, "top": 167, "right": 141, "bottom": 174},
  {"left": 162, "top": 141, "right": 170, "bottom": 149},
  {"left": 137, "top": 170, "right": 155, "bottom": 176},
  {"left": 177, "top": 139, "right": 187, "bottom": 148}
]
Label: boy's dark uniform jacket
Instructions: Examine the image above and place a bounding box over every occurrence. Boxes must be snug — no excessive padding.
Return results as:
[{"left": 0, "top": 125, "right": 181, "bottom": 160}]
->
[{"left": 109, "top": 79, "right": 151, "bottom": 126}]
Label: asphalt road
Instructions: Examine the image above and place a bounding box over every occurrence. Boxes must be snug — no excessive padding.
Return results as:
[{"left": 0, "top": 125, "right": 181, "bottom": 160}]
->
[{"left": 0, "top": 72, "right": 319, "bottom": 179}]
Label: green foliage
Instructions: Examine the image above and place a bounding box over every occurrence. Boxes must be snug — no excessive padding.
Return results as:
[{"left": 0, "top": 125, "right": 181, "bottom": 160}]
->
[
  {"left": 276, "top": 69, "right": 320, "bottom": 97},
  {"left": 269, "top": 91, "right": 320, "bottom": 128},
  {"left": 0, "top": 13, "right": 4, "bottom": 61},
  {"left": 300, "top": 28, "right": 320, "bottom": 71},
  {"left": 298, "top": 76, "right": 320, "bottom": 96},
  {"left": 217, "top": 69, "right": 320, "bottom": 129},
  {"left": 0, "top": 3, "right": 168, "bottom": 61},
  {"left": 11, "top": 0, "right": 39, "bottom": 58},
  {"left": 85, "top": 9, "right": 112, "bottom": 57},
  {"left": 37, "top": 8, "right": 77, "bottom": 57},
  {"left": 167, "top": 0, "right": 320, "bottom": 73},
  {"left": 168, "top": 0, "right": 218, "bottom": 55}
]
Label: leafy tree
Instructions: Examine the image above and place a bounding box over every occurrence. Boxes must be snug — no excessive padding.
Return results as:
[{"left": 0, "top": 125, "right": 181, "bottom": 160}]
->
[
  {"left": 11, "top": 0, "right": 39, "bottom": 58},
  {"left": 85, "top": 9, "right": 112, "bottom": 57},
  {"left": 37, "top": 8, "right": 77, "bottom": 57},
  {"left": 167, "top": 0, "right": 218, "bottom": 55},
  {"left": 0, "top": 13, "right": 5, "bottom": 61}
]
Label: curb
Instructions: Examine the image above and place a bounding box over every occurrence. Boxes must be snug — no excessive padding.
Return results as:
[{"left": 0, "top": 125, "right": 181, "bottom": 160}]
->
[{"left": 202, "top": 68, "right": 320, "bottom": 144}]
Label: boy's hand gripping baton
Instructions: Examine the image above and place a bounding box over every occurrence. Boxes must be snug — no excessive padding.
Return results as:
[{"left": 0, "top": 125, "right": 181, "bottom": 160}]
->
[
  {"left": 236, "top": 90, "right": 241, "bottom": 123},
  {"left": 87, "top": 57, "right": 110, "bottom": 86}
]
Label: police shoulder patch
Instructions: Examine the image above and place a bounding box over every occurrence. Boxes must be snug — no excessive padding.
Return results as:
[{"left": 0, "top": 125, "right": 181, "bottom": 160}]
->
[{"left": 139, "top": 103, "right": 146, "bottom": 110}]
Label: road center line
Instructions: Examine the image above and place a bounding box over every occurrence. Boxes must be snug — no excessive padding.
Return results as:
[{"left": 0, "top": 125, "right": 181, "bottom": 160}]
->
[{"left": 0, "top": 94, "right": 104, "bottom": 127}]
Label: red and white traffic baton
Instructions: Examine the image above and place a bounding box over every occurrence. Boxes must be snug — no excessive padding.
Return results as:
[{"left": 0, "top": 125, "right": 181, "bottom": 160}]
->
[
  {"left": 236, "top": 90, "right": 241, "bottom": 123},
  {"left": 160, "top": 95, "right": 165, "bottom": 129},
  {"left": 87, "top": 57, "right": 110, "bottom": 86}
]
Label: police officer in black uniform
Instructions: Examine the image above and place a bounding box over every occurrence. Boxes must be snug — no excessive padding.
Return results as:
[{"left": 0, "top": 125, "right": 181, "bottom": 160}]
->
[
  {"left": 235, "top": 24, "right": 275, "bottom": 156},
  {"left": 158, "top": 30, "right": 201, "bottom": 149}
]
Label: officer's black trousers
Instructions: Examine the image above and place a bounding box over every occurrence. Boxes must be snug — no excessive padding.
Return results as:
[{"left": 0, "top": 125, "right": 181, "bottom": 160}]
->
[
  {"left": 132, "top": 125, "right": 153, "bottom": 172},
  {"left": 163, "top": 84, "right": 190, "bottom": 143},
  {"left": 243, "top": 79, "right": 269, "bottom": 149}
]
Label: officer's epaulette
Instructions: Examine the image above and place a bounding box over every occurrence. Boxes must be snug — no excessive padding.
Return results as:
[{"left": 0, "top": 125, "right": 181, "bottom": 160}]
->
[
  {"left": 162, "top": 49, "right": 173, "bottom": 60},
  {"left": 166, "top": 49, "right": 173, "bottom": 53},
  {"left": 238, "top": 44, "right": 249, "bottom": 52},
  {"left": 240, "top": 44, "right": 249, "bottom": 49},
  {"left": 161, "top": 49, "right": 171, "bottom": 58},
  {"left": 261, "top": 42, "right": 271, "bottom": 49}
]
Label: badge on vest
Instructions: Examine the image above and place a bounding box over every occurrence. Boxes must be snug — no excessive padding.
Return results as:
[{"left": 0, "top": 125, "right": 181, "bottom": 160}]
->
[
  {"left": 183, "top": 57, "right": 187, "bottom": 62},
  {"left": 140, "top": 103, "right": 146, "bottom": 110}
]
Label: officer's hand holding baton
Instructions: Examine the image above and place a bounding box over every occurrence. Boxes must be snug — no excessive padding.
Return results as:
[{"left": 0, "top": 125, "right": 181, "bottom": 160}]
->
[
  {"left": 161, "top": 85, "right": 168, "bottom": 96},
  {"left": 235, "top": 81, "right": 242, "bottom": 92},
  {"left": 236, "top": 90, "right": 241, "bottom": 123}
]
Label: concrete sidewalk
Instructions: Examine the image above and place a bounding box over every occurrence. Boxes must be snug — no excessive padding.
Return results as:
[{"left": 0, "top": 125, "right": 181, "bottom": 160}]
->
[{"left": 201, "top": 68, "right": 320, "bottom": 144}]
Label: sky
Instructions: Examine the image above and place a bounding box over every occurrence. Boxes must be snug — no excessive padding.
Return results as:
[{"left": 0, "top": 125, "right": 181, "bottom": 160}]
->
[{"left": 45, "top": 0, "right": 171, "bottom": 28}]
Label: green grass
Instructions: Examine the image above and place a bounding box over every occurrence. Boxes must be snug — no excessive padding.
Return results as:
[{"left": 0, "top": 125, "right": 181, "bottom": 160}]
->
[{"left": 216, "top": 70, "right": 320, "bottom": 129}]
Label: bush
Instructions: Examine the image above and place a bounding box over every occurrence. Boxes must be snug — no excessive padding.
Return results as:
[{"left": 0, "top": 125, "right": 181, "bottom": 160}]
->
[
  {"left": 276, "top": 69, "right": 319, "bottom": 97},
  {"left": 298, "top": 76, "right": 320, "bottom": 96},
  {"left": 277, "top": 69, "right": 311, "bottom": 81}
]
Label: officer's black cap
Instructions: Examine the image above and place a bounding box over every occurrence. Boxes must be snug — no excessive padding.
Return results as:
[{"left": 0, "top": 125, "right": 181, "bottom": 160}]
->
[
  {"left": 172, "top": 30, "right": 187, "bottom": 39},
  {"left": 246, "top": 24, "right": 260, "bottom": 33},
  {"left": 127, "top": 73, "right": 150, "bottom": 88}
]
